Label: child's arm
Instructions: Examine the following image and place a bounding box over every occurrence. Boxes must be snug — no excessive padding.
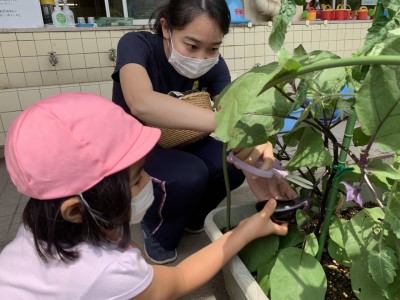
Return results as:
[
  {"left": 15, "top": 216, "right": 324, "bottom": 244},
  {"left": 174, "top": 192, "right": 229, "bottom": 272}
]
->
[{"left": 132, "top": 199, "right": 287, "bottom": 300}]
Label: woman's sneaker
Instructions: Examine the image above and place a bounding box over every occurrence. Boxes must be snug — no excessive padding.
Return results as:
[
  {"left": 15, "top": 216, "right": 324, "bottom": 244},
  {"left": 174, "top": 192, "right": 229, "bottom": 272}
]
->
[{"left": 141, "top": 222, "right": 177, "bottom": 264}]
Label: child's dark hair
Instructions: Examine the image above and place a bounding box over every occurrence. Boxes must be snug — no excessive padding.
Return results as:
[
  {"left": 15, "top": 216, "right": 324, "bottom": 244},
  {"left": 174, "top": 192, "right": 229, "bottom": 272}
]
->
[
  {"left": 22, "top": 168, "right": 132, "bottom": 263},
  {"left": 150, "top": 0, "right": 231, "bottom": 36}
]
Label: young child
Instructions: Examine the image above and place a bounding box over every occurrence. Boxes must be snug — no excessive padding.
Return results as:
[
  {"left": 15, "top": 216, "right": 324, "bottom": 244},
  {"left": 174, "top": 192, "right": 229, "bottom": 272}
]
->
[{"left": 0, "top": 93, "right": 288, "bottom": 299}]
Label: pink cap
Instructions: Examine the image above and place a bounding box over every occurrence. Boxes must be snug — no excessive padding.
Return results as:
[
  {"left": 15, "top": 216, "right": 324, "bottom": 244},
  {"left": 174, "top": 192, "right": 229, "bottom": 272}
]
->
[{"left": 5, "top": 92, "right": 160, "bottom": 200}]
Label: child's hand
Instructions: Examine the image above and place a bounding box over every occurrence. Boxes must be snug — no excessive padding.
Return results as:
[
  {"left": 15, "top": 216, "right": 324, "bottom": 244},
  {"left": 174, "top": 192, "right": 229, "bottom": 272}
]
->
[{"left": 237, "top": 199, "right": 288, "bottom": 240}]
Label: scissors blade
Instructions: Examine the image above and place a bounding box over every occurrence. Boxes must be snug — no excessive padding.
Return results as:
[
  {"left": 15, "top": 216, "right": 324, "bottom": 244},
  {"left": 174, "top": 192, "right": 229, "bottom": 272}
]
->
[{"left": 286, "top": 174, "right": 314, "bottom": 189}]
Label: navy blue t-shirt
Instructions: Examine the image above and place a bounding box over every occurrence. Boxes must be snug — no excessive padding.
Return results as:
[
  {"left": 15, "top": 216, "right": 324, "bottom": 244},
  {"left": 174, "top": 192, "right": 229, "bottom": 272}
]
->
[{"left": 111, "top": 31, "right": 231, "bottom": 115}]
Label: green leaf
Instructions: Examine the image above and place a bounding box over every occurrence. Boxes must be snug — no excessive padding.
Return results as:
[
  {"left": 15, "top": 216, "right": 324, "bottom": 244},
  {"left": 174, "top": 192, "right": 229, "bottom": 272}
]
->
[
  {"left": 295, "top": 209, "right": 310, "bottom": 232},
  {"left": 327, "top": 239, "right": 352, "bottom": 267},
  {"left": 238, "top": 235, "right": 279, "bottom": 273},
  {"left": 356, "top": 2, "right": 400, "bottom": 56},
  {"left": 304, "top": 233, "right": 318, "bottom": 257},
  {"left": 366, "top": 158, "right": 400, "bottom": 180},
  {"left": 282, "top": 125, "right": 305, "bottom": 147},
  {"left": 269, "top": 0, "right": 296, "bottom": 53},
  {"left": 295, "top": 79, "right": 308, "bottom": 107},
  {"left": 270, "top": 247, "right": 326, "bottom": 300},
  {"left": 279, "top": 224, "right": 305, "bottom": 249},
  {"left": 257, "top": 258, "right": 277, "bottom": 296},
  {"left": 225, "top": 88, "right": 290, "bottom": 148},
  {"left": 385, "top": 193, "right": 400, "bottom": 239},
  {"left": 353, "top": 127, "right": 371, "bottom": 147},
  {"left": 215, "top": 62, "right": 291, "bottom": 149},
  {"left": 368, "top": 247, "right": 399, "bottom": 289},
  {"left": 351, "top": 257, "right": 386, "bottom": 300},
  {"left": 286, "top": 128, "right": 332, "bottom": 170},
  {"left": 385, "top": 273, "right": 400, "bottom": 300},
  {"left": 306, "top": 66, "right": 347, "bottom": 97},
  {"left": 355, "top": 37, "right": 400, "bottom": 152},
  {"left": 343, "top": 208, "right": 385, "bottom": 259},
  {"left": 293, "top": 44, "right": 307, "bottom": 57},
  {"left": 297, "top": 50, "right": 341, "bottom": 67},
  {"left": 278, "top": 48, "right": 291, "bottom": 65},
  {"left": 329, "top": 216, "right": 348, "bottom": 249}
]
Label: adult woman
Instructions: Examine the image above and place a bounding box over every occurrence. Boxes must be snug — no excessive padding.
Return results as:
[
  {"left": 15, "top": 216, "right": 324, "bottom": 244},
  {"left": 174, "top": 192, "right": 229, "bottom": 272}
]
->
[{"left": 112, "top": 0, "right": 295, "bottom": 264}]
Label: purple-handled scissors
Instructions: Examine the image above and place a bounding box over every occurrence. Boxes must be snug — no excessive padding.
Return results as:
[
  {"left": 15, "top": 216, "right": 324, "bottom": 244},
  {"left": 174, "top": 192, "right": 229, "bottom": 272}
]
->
[{"left": 227, "top": 151, "right": 314, "bottom": 189}]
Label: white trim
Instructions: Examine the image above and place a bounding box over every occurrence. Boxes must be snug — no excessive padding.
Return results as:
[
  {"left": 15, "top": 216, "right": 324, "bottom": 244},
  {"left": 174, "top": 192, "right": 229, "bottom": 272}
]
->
[
  {"left": 122, "top": 0, "right": 128, "bottom": 18},
  {"left": 104, "top": 0, "right": 110, "bottom": 17}
]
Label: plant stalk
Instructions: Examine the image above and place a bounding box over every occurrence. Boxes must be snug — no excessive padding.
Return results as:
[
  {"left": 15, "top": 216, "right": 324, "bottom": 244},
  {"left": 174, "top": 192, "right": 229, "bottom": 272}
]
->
[
  {"left": 259, "top": 56, "right": 400, "bottom": 96},
  {"left": 222, "top": 142, "right": 232, "bottom": 230},
  {"left": 316, "top": 109, "right": 357, "bottom": 261}
]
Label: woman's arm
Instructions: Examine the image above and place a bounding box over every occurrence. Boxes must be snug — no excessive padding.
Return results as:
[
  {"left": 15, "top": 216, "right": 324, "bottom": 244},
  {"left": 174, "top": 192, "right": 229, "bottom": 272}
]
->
[
  {"left": 132, "top": 199, "right": 287, "bottom": 300},
  {"left": 120, "top": 63, "right": 215, "bottom": 133}
]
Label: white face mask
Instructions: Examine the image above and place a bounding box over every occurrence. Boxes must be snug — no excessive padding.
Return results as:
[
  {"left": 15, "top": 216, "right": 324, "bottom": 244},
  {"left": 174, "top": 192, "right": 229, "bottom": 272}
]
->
[
  {"left": 130, "top": 180, "right": 154, "bottom": 224},
  {"left": 168, "top": 32, "right": 219, "bottom": 79}
]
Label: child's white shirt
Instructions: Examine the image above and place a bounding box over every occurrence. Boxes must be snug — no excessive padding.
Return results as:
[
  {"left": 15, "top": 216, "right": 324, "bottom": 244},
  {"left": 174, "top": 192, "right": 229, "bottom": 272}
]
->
[{"left": 0, "top": 225, "right": 153, "bottom": 299}]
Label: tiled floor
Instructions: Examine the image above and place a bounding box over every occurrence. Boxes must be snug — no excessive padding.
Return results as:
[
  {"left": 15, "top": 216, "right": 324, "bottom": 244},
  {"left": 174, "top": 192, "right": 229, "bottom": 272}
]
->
[{"left": 0, "top": 158, "right": 29, "bottom": 252}]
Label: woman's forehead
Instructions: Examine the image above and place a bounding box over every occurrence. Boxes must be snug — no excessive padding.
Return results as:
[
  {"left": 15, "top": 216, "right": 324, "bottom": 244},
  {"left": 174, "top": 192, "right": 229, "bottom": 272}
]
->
[{"left": 176, "top": 14, "right": 223, "bottom": 43}]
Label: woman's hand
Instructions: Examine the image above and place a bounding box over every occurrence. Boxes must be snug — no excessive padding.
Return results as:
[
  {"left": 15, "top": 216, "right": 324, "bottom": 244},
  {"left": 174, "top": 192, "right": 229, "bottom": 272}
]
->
[
  {"left": 233, "top": 142, "right": 274, "bottom": 170},
  {"left": 243, "top": 170, "right": 298, "bottom": 200},
  {"left": 232, "top": 142, "right": 298, "bottom": 200}
]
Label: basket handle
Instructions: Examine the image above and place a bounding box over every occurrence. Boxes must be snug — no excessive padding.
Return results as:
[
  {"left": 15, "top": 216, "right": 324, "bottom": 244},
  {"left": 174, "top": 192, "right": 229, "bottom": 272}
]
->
[
  {"left": 337, "top": 4, "right": 351, "bottom": 10},
  {"left": 323, "top": 4, "right": 332, "bottom": 10}
]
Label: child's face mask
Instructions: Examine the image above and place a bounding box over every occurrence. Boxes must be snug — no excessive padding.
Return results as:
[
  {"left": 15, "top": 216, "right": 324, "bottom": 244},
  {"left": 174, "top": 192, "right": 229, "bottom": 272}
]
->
[
  {"left": 168, "top": 31, "right": 219, "bottom": 79},
  {"left": 130, "top": 180, "right": 154, "bottom": 224}
]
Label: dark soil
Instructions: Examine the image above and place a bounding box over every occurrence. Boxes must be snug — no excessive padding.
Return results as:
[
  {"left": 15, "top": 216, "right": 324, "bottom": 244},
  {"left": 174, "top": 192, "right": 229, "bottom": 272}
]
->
[{"left": 322, "top": 252, "right": 356, "bottom": 299}]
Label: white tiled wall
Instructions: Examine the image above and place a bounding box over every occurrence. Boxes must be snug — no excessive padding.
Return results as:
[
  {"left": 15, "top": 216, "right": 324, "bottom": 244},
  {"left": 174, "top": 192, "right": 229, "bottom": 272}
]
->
[
  {"left": 0, "top": 21, "right": 371, "bottom": 153},
  {"left": 0, "top": 30, "right": 122, "bottom": 89}
]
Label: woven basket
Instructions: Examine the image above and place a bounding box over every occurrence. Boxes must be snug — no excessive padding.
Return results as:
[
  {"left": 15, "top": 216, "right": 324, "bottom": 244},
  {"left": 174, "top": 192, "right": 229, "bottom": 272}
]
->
[{"left": 149, "top": 91, "right": 213, "bottom": 149}]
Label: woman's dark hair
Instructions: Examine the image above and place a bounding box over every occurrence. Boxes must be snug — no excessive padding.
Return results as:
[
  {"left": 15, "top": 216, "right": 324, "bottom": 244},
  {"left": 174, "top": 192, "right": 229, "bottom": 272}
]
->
[
  {"left": 150, "top": 0, "right": 231, "bottom": 36},
  {"left": 22, "top": 168, "right": 132, "bottom": 263}
]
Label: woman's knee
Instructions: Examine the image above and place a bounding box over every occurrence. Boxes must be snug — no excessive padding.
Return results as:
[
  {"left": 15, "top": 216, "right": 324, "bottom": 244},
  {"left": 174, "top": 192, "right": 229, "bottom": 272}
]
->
[{"left": 145, "top": 148, "right": 209, "bottom": 194}]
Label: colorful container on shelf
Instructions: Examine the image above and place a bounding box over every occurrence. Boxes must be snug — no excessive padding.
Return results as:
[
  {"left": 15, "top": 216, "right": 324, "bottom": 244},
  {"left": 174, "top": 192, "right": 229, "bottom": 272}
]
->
[
  {"left": 226, "top": 0, "right": 251, "bottom": 23},
  {"left": 40, "top": 0, "right": 54, "bottom": 25},
  {"left": 335, "top": 4, "right": 354, "bottom": 20},
  {"left": 305, "top": 7, "right": 317, "bottom": 21},
  {"left": 356, "top": 6, "right": 369, "bottom": 20},
  {"left": 320, "top": 4, "right": 334, "bottom": 20}
]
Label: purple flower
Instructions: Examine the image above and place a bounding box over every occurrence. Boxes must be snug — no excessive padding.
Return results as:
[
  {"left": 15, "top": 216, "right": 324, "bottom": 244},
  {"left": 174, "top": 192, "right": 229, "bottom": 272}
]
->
[{"left": 341, "top": 181, "right": 363, "bottom": 207}]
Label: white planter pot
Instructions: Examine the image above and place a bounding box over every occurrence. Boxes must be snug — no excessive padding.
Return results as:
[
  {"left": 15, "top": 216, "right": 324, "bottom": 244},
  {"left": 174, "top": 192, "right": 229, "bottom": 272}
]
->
[{"left": 204, "top": 202, "right": 268, "bottom": 300}]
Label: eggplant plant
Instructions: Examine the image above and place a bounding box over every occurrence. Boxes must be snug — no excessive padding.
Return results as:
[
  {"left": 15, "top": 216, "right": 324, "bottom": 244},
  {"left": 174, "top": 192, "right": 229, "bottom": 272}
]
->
[{"left": 215, "top": 0, "right": 400, "bottom": 299}]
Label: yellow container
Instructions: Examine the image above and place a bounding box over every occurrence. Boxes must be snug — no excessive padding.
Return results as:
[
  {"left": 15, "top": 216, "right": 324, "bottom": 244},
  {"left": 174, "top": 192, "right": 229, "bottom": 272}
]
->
[
  {"left": 305, "top": 8, "right": 317, "bottom": 21},
  {"left": 40, "top": 0, "right": 54, "bottom": 4}
]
